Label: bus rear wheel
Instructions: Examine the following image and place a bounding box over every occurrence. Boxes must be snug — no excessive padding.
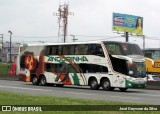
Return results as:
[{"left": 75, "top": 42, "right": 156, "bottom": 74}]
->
[
  {"left": 39, "top": 76, "right": 47, "bottom": 86},
  {"left": 32, "top": 76, "right": 39, "bottom": 85},
  {"left": 119, "top": 88, "right": 128, "bottom": 92},
  {"left": 101, "top": 79, "right": 111, "bottom": 91},
  {"left": 90, "top": 78, "right": 99, "bottom": 90}
]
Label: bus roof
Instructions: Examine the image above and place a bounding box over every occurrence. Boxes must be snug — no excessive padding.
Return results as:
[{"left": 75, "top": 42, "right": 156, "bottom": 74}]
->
[{"left": 20, "top": 40, "right": 138, "bottom": 47}]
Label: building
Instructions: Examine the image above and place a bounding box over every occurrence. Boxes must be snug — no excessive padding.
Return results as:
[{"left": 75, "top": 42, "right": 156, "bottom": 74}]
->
[{"left": 0, "top": 42, "right": 20, "bottom": 63}]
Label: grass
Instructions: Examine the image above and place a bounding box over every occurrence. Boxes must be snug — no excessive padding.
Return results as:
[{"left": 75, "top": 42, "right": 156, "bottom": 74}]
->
[
  {"left": 0, "top": 91, "right": 159, "bottom": 114},
  {"left": 0, "top": 63, "right": 9, "bottom": 74}
]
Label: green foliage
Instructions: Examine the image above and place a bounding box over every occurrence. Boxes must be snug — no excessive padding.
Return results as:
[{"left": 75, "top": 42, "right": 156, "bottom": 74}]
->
[
  {"left": 0, "top": 63, "right": 9, "bottom": 74},
  {"left": 0, "top": 91, "right": 159, "bottom": 114}
]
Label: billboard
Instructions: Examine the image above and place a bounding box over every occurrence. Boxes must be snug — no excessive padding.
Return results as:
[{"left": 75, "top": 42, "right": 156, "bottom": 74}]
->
[{"left": 113, "top": 13, "right": 143, "bottom": 34}]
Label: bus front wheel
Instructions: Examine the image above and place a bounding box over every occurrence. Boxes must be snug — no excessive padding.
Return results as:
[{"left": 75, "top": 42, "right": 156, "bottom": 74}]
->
[
  {"left": 101, "top": 79, "right": 111, "bottom": 91},
  {"left": 90, "top": 78, "right": 99, "bottom": 90},
  {"left": 32, "top": 76, "right": 39, "bottom": 85}
]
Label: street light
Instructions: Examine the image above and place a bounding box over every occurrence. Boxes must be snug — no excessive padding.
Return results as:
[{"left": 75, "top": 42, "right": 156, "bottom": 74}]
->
[
  {"left": 70, "top": 34, "right": 78, "bottom": 42},
  {"left": 8, "top": 30, "right": 12, "bottom": 63}
]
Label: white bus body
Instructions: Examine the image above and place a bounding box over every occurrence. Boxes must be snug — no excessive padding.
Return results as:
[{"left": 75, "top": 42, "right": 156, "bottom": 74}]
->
[{"left": 17, "top": 41, "right": 147, "bottom": 91}]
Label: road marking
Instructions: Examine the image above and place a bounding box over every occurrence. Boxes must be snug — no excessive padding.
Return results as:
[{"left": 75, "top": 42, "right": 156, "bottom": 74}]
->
[
  {"left": 111, "top": 95, "right": 140, "bottom": 100},
  {"left": 66, "top": 91, "right": 96, "bottom": 96},
  {"left": 0, "top": 85, "right": 52, "bottom": 92}
]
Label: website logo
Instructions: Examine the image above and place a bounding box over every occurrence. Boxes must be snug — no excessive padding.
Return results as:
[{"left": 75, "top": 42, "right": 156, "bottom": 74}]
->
[{"left": 2, "top": 106, "right": 11, "bottom": 111}]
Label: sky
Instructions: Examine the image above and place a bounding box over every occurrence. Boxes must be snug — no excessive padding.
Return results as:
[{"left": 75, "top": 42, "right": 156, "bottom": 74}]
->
[{"left": 0, "top": 0, "right": 160, "bottom": 48}]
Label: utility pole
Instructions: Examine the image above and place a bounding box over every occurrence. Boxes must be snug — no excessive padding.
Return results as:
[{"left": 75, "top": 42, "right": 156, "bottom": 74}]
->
[
  {"left": 70, "top": 34, "right": 78, "bottom": 42},
  {"left": 54, "top": 3, "right": 73, "bottom": 43},
  {"left": 0, "top": 34, "right": 3, "bottom": 51},
  {"left": 143, "top": 35, "right": 145, "bottom": 51},
  {"left": 125, "top": 32, "right": 129, "bottom": 42},
  {"left": 8, "top": 31, "right": 12, "bottom": 63}
]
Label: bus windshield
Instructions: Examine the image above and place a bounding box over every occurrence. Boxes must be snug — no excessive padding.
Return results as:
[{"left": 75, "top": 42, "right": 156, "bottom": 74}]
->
[
  {"left": 104, "top": 41, "right": 146, "bottom": 78},
  {"left": 129, "top": 62, "right": 146, "bottom": 78},
  {"left": 104, "top": 42, "right": 143, "bottom": 56}
]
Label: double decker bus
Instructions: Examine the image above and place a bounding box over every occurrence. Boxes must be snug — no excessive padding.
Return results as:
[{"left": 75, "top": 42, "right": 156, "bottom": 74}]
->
[
  {"left": 17, "top": 41, "right": 147, "bottom": 91},
  {"left": 144, "top": 48, "right": 160, "bottom": 74}
]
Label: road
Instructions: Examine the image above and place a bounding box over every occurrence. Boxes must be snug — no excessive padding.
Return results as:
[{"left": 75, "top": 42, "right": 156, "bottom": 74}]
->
[{"left": 0, "top": 80, "right": 160, "bottom": 105}]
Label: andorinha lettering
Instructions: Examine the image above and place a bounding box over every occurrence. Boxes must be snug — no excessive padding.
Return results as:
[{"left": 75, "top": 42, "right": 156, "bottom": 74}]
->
[{"left": 47, "top": 56, "right": 88, "bottom": 62}]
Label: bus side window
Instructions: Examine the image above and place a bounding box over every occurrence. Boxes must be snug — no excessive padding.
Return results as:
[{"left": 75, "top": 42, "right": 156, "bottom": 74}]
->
[
  {"left": 97, "top": 45, "right": 104, "bottom": 57},
  {"left": 89, "top": 44, "right": 104, "bottom": 57},
  {"left": 49, "top": 47, "right": 52, "bottom": 55},
  {"left": 46, "top": 46, "right": 58, "bottom": 55},
  {"left": 86, "top": 64, "right": 108, "bottom": 73},
  {"left": 79, "top": 64, "right": 87, "bottom": 73},
  {"left": 68, "top": 45, "right": 75, "bottom": 55},
  {"left": 63, "top": 45, "right": 69, "bottom": 55},
  {"left": 45, "top": 63, "right": 55, "bottom": 72},
  {"left": 75, "top": 45, "right": 78, "bottom": 55},
  {"left": 78, "top": 44, "right": 88, "bottom": 55},
  {"left": 58, "top": 46, "right": 63, "bottom": 55}
]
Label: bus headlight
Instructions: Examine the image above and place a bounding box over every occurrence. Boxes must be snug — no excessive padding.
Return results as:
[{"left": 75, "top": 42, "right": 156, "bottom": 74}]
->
[{"left": 128, "top": 83, "right": 132, "bottom": 86}]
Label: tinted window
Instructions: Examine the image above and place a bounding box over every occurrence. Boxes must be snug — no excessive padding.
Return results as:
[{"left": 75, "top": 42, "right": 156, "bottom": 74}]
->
[
  {"left": 62, "top": 45, "right": 69, "bottom": 55},
  {"left": 88, "top": 44, "right": 104, "bottom": 57},
  {"left": 58, "top": 46, "right": 63, "bottom": 55},
  {"left": 45, "top": 63, "right": 63, "bottom": 72},
  {"left": 121, "top": 43, "right": 143, "bottom": 55},
  {"left": 78, "top": 44, "right": 88, "bottom": 55},
  {"left": 68, "top": 45, "right": 76, "bottom": 55},
  {"left": 79, "top": 64, "right": 108, "bottom": 73},
  {"left": 45, "top": 63, "right": 56, "bottom": 72},
  {"left": 75, "top": 45, "right": 78, "bottom": 55},
  {"left": 46, "top": 46, "right": 58, "bottom": 55},
  {"left": 105, "top": 43, "right": 122, "bottom": 55},
  {"left": 104, "top": 42, "right": 143, "bottom": 56}
]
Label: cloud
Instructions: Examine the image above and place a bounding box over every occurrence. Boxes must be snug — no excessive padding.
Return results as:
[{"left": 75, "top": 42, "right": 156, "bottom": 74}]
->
[{"left": 0, "top": 0, "right": 160, "bottom": 48}]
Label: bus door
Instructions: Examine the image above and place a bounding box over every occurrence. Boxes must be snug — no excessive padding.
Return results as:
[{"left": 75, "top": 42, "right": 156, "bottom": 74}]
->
[{"left": 110, "top": 55, "right": 127, "bottom": 88}]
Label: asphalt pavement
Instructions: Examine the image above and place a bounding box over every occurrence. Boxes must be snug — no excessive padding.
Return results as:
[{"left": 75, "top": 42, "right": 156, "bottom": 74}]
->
[{"left": 0, "top": 80, "right": 160, "bottom": 105}]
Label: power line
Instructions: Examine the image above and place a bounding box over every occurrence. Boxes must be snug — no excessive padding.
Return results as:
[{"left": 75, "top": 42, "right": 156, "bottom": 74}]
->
[
  {"left": 77, "top": 36, "right": 122, "bottom": 42},
  {"left": 73, "top": 35, "right": 119, "bottom": 38},
  {"left": 3, "top": 34, "right": 58, "bottom": 38}
]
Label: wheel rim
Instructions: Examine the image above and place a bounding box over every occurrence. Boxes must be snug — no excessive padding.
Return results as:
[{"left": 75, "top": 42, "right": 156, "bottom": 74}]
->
[
  {"left": 33, "top": 77, "right": 37, "bottom": 84},
  {"left": 41, "top": 78, "right": 45, "bottom": 85},
  {"left": 103, "top": 81, "right": 109, "bottom": 88},
  {"left": 91, "top": 81, "right": 97, "bottom": 88}
]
